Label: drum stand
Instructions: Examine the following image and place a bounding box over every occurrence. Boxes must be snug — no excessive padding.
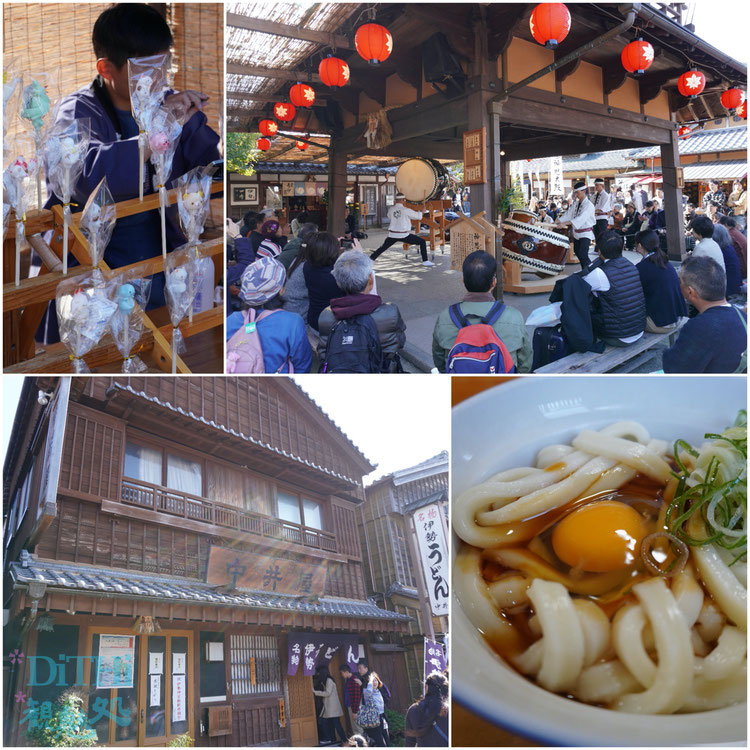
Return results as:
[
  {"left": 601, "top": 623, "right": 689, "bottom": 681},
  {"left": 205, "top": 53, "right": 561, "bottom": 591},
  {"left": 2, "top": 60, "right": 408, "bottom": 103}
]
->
[{"left": 401, "top": 199, "right": 451, "bottom": 261}]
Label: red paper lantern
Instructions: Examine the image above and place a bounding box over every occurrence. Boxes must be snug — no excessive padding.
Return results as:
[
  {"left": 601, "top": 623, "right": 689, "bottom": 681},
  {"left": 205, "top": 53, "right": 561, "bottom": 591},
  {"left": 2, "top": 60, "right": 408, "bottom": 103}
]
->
[
  {"left": 318, "top": 56, "right": 350, "bottom": 88},
  {"left": 621, "top": 39, "right": 654, "bottom": 77},
  {"left": 677, "top": 69, "right": 706, "bottom": 98},
  {"left": 737, "top": 100, "right": 748, "bottom": 119},
  {"left": 296, "top": 141, "right": 309, "bottom": 151},
  {"left": 257, "top": 138, "right": 271, "bottom": 151},
  {"left": 720, "top": 88, "right": 745, "bottom": 111},
  {"left": 258, "top": 119, "right": 278, "bottom": 137},
  {"left": 529, "top": 3, "right": 571, "bottom": 49},
  {"left": 355, "top": 23, "right": 393, "bottom": 64},
  {"left": 678, "top": 125, "right": 691, "bottom": 138},
  {"left": 289, "top": 83, "right": 315, "bottom": 108},
  {"left": 273, "top": 102, "right": 296, "bottom": 122}
]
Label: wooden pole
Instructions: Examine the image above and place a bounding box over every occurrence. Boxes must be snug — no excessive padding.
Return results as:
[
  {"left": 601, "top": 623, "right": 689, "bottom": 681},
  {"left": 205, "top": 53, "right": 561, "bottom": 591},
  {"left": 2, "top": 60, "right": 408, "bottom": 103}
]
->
[
  {"left": 326, "top": 140, "right": 347, "bottom": 236},
  {"left": 660, "top": 128, "right": 686, "bottom": 261}
]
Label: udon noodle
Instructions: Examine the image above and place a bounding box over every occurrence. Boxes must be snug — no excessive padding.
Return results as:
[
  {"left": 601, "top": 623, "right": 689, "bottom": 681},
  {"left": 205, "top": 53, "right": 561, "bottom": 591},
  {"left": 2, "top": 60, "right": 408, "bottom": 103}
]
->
[{"left": 454, "top": 417, "right": 747, "bottom": 714}]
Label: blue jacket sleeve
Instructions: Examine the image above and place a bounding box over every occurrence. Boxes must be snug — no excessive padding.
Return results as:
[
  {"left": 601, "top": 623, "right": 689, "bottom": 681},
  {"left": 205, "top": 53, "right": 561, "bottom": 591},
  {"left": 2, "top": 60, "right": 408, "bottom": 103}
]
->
[
  {"left": 226, "top": 311, "right": 244, "bottom": 341},
  {"left": 290, "top": 315, "right": 313, "bottom": 373},
  {"left": 662, "top": 318, "right": 711, "bottom": 373},
  {"left": 170, "top": 109, "right": 221, "bottom": 179}
]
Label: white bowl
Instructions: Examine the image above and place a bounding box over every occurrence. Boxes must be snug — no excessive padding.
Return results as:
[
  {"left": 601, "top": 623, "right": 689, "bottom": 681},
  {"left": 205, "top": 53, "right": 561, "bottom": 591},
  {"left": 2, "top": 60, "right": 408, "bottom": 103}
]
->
[{"left": 451, "top": 376, "right": 747, "bottom": 747}]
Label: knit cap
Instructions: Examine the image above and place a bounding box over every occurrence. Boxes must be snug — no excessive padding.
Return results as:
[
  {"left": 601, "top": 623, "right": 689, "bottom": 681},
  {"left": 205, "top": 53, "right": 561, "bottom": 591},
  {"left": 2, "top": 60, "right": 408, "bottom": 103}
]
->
[{"left": 240, "top": 256, "right": 286, "bottom": 305}]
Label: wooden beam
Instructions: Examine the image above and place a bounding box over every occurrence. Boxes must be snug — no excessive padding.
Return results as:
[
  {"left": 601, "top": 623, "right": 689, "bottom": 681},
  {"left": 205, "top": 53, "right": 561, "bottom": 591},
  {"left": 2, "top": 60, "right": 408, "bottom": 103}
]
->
[
  {"left": 226, "top": 12, "right": 353, "bottom": 49},
  {"left": 357, "top": 139, "right": 462, "bottom": 160},
  {"left": 228, "top": 90, "right": 327, "bottom": 104},
  {"left": 555, "top": 49, "right": 582, "bottom": 84},
  {"left": 660, "top": 128, "right": 686, "bottom": 261},
  {"left": 227, "top": 63, "right": 321, "bottom": 83},
  {"left": 602, "top": 62, "right": 628, "bottom": 96}
]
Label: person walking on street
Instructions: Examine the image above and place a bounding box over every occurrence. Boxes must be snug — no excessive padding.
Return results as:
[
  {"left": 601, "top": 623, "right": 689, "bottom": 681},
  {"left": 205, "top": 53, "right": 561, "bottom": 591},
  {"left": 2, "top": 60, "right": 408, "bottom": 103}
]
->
[
  {"left": 358, "top": 673, "right": 387, "bottom": 747},
  {"left": 313, "top": 665, "right": 348, "bottom": 745},
  {"left": 404, "top": 672, "right": 449, "bottom": 747},
  {"left": 340, "top": 665, "right": 364, "bottom": 736},
  {"left": 370, "top": 194, "right": 434, "bottom": 266}
]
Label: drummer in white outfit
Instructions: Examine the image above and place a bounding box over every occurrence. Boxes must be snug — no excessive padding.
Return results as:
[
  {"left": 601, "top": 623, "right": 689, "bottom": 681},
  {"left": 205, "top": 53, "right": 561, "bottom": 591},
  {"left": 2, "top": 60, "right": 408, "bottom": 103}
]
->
[
  {"left": 555, "top": 181, "right": 596, "bottom": 272},
  {"left": 370, "top": 193, "right": 434, "bottom": 266},
  {"left": 591, "top": 178, "right": 612, "bottom": 239}
]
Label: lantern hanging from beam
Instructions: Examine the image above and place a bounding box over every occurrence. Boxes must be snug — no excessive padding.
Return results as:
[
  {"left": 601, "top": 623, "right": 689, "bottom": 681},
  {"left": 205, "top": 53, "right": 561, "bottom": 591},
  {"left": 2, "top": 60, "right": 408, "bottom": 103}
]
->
[
  {"left": 289, "top": 83, "right": 316, "bottom": 108},
  {"left": 355, "top": 23, "right": 393, "bottom": 64},
  {"left": 258, "top": 119, "right": 278, "bottom": 137},
  {"left": 319, "top": 56, "right": 350, "bottom": 88},
  {"left": 257, "top": 138, "right": 271, "bottom": 151},
  {"left": 677, "top": 69, "right": 706, "bottom": 98},
  {"left": 529, "top": 3, "right": 571, "bottom": 49},
  {"left": 296, "top": 141, "right": 309, "bottom": 151},
  {"left": 678, "top": 125, "right": 692, "bottom": 138},
  {"left": 621, "top": 38, "right": 654, "bottom": 77},
  {"left": 274, "top": 102, "right": 296, "bottom": 122},
  {"left": 737, "top": 100, "right": 748, "bottom": 119},
  {"left": 720, "top": 88, "right": 745, "bottom": 111}
]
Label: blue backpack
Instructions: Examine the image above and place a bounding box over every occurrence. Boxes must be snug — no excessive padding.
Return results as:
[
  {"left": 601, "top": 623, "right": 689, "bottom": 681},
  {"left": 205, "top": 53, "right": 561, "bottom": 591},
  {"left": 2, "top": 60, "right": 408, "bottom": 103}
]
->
[{"left": 446, "top": 302, "right": 517, "bottom": 374}]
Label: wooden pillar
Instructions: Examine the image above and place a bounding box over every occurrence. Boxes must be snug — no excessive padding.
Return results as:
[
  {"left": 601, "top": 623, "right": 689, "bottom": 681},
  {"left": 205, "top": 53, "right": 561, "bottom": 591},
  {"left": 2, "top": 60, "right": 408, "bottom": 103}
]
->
[
  {"left": 661, "top": 129, "right": 686, "bottom": 261},
  {"left": 327, "top": 141, "right": 347, "bottom": 235}
]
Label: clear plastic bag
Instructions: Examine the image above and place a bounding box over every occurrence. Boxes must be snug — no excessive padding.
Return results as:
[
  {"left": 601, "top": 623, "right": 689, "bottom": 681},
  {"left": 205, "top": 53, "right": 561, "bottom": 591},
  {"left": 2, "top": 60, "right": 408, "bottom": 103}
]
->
[
  {"left": 18, "top": 70, "right": 59, "bottom": 208},
  {"left": 108, "top": 270, "right": 152, "bottom": 373},
  {"left": 176, "top": 164, "right": 216, "bottom": 245},
  {"left": 44, "top": 117, "right": 91, "bottom": 274},
  {"left": 79, "top": 176, "right": 116, "bottom": 281},
  {"left": 56, "top": 272, "right": 118, "bottom": 373},
  {"left": 3, "top": 61, "right": 23, "bottom": 140},
  {"left": 3, "top": 133, "right": 40, "bottom": 286},
  {"left": 148, "top": 106, "right": 182, "bottom": 258},
  {"left": 164, "top": 243, "right": 209, "bottom": 372},
  {"left": 127, "top": 53, "right": 169, "bottom": 202}
]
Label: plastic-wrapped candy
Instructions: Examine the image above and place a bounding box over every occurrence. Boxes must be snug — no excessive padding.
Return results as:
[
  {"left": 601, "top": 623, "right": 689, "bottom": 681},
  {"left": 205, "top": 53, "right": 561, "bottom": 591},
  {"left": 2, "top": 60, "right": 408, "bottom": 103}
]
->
[
  {"left": 18, "top": 71, "right": 58, "bottom": 209},
  {"left": 128, "top": 54, "right": 169, "bottom": 202},
  {"left": 3, "top": 63, "right": 23, "bottom": 141},
  {"left": 176, "top": 164, "right": 216, "bottom": 245},
  {"left": 164, "top": 243, "right": 209, "bottom": 373},
  {"left": 108, "top": 271, "right": 152, "bottom": 373},
  {"left": 79, "top": 177, "right": 116, "bottom": 282},
  {"left": 148, "top": 106, "right": 182, "bottom": 258},
  {"left": 44, "top": 118, "right": 91, "bottom": 275},
  {"left": 56, "top": 273, "right": 118, "bottom": 373},
  {"left": 3, "top": 135, "right": 40, "bottom": 286}
]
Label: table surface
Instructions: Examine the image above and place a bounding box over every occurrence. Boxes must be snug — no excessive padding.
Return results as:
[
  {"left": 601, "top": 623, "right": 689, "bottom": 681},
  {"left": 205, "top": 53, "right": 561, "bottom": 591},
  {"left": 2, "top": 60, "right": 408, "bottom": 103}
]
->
[{"left": 451, "top": 376, "right": 548, "bottom": 747}]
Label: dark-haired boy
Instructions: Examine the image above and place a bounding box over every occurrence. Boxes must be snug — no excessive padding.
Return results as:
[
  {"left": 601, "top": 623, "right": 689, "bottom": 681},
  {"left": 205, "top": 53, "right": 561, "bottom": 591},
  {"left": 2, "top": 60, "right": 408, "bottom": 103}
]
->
[
  {"left": 45, "top": 3, "right": 220, "bottom": 305},
  {"left": 339, "top": 664, "right": 363, "bottom": 735}
]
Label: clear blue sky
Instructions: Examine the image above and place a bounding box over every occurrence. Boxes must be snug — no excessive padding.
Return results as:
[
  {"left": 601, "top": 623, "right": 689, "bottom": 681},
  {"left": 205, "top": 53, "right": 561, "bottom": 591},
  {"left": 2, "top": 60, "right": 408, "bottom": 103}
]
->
[{"left": 2, "top": 376, "right": 451, "bottom": 486}]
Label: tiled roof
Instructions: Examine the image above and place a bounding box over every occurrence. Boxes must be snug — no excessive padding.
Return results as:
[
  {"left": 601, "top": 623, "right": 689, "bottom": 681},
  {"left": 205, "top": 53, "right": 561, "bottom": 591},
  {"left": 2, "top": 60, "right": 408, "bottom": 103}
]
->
[
  {"left": 106, "top": 383, "right": 361, "bottom": 487},
  {"left": 514, "top": 150, "right": 638, "bottom": 173},
  {"left": 10, "top": 559, "right": 412, "bottom": 623},
  {"left": 682, "top": 159, "right": 748, "bottom": 181},
  {"left": 630, "top": 126, "right": 747, "bottom": 158},
  {"left": 254, "top": 161, "right": 398, "bottom": 176}
]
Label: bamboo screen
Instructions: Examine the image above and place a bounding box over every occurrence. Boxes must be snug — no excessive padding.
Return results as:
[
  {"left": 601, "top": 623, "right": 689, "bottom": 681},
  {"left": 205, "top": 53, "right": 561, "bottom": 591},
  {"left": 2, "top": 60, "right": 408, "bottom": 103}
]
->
[{"left": 2, "top": 3, "right": 222, "bottom": 143}]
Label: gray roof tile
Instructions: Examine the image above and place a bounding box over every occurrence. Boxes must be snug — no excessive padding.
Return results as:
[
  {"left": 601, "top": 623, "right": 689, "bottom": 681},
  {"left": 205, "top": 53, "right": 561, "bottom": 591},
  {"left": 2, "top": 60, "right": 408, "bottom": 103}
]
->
[
  {"left": 254, "top": 161, "right": 398, "bottom": 176},
  {"left": 10, "top": 560, "right": 412, "bottom": 623},
  {"left": 630, "top": 126, "right": 747, "bottom": 158}
]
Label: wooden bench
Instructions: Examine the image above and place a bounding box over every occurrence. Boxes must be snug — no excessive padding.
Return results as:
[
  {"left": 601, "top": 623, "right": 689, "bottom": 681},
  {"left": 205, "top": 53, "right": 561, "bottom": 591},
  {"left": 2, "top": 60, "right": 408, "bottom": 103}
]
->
[{"left": 534, "top": 321, "right": 685, "bottom": 374}]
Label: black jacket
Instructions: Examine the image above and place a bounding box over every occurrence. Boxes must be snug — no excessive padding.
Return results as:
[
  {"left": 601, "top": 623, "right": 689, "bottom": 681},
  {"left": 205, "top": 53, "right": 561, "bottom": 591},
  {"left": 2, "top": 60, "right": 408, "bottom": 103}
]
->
[
  {"left": 550, "top": 274, "right": 605, "bottom": 353},
  {"left": 591, "top": 257, "right": 646, "bottom": 339}
]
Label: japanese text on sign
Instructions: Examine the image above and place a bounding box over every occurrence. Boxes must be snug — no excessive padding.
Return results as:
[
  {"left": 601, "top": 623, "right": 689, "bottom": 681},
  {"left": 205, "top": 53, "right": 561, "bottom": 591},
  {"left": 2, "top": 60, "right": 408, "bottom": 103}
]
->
[
  {"left": 413, "top": 503, "right": 449, "bottom": 616},
  {"left": 462, "top": 128, "right": 486, "bottom": 185},
  {"left": 423, "top": 638, "right": 447, "bottom": 677},
  {"left": 287, "top": 632, "right": 361, "bottom": 676}
]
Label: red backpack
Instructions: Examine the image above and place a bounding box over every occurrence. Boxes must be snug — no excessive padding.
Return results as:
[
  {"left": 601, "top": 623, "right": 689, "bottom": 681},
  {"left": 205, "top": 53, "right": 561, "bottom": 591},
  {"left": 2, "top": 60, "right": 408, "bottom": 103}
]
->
[{"left": 446, "top": 302, "right": 517, "bottom": 374}]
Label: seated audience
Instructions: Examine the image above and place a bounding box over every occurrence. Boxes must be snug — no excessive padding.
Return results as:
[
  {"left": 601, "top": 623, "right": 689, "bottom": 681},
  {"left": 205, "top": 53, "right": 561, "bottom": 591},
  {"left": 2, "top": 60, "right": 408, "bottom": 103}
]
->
[
  {"left": 277, "top": 222, "right": 318, "bottom": 271},
  {"left": 585, "top": 230, "right": 646, "bottom": 346},
  {"left": 640, "top": 201, "right": 658, "bottom": 231},
  {"left": 304, "top": 232, "right": 345, "bottom": 331},
  {"left": 634, "top": 230, "right": 687, "bottom": 333},
  {"left": 317, "top": 250, "right": 406, "bottom": 373},
  {"left": 689, "top": 215, "right": 725, "bottom": 271},
  {"left": 719, "top": 215, "right": 747, "bottom": 279},
  {"left": 711, "top": 222, "right": 742, "bottom": 297},
  {"left": 260, "top": 217, "right": 288, "bottom": 249},
  {"left": 290, "top": 210, "right": 310, "bottom": 238},
  {"left": 226, "top": 256, "right": 312, "bottom": 373},
  {"left": 663, "top": 256, "right": 746, "bottom": 373},
  {"left": 432, "top": 251, "right": 532, "bottom": 373}
]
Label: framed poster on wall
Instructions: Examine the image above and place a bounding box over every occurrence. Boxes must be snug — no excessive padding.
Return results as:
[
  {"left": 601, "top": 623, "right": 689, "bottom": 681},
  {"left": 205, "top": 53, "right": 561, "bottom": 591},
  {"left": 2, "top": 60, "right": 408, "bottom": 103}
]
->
[{"left": 232, "top": 185, "right": 259, "bottom": 206}]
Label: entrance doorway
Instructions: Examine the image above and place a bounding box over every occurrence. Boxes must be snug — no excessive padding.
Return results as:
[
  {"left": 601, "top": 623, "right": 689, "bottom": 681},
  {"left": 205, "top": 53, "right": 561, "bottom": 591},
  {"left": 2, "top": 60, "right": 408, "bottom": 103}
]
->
[{"left": 84, "top": 627, "right": 194, "bottom": 746}]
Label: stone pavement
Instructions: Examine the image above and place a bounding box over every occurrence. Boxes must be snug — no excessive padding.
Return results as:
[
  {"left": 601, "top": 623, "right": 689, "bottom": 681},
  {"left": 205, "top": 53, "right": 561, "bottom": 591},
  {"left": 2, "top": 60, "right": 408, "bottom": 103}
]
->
[{"left": 360, "top": 227, "right": 649, "bottom": 372}]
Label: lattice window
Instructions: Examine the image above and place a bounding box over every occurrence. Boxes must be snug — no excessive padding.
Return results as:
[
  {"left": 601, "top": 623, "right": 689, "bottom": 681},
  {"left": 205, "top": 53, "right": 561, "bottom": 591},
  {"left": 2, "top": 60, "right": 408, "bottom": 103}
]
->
[{"left": 229, "top": 634, "right": 281, "bottom": 696}]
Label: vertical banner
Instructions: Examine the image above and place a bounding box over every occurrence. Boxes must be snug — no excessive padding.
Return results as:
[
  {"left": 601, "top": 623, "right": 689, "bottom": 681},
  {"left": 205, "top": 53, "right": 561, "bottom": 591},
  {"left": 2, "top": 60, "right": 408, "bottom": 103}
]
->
[
  {"left": 412, "top": 503, "right": 449, "bottom": 616},
  {"left": 549, "top": 156, "right": 564, "bottom": 196},
  {"left": 424, "top": 639, "right": 447, "bottom": 677}
]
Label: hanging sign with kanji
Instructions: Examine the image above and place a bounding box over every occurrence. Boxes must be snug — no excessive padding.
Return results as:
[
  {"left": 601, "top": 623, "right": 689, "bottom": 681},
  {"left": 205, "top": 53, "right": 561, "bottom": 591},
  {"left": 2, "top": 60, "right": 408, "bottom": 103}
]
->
[
  {"left": 462, "top": 128, "right": 486, "bottom": 185},
  {"left": 206, "top": 546, "right": 327, "bottom": 596},
  {"left": 424, "top": 638, "right": 447, "bottom": 676},
  {"left": 412, "top": 503, "right": 449, "bottom": 616}
]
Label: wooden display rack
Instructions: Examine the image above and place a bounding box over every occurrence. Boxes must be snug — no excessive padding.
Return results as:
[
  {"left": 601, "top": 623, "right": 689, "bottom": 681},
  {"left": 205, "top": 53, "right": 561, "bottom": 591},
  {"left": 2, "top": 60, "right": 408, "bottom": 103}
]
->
[
  {"left": 3, "top": 182, "right": 223, "bottom": 373},
  {"left": 403, "top": 199, "right": 453, "bottom": 259}
]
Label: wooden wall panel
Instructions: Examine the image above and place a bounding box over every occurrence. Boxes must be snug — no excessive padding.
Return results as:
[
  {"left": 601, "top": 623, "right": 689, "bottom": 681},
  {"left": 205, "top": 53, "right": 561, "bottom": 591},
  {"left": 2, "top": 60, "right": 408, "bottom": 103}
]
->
[
  {"left": 59, "top": 405, "right": 124, "bottom": 501},
  {"left": 331, "top": 501, "right": 362, "bottom": 559}
]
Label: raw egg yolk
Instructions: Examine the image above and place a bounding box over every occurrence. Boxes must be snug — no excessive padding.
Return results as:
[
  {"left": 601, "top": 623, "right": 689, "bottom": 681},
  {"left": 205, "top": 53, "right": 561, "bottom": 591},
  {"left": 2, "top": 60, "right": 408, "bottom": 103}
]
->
[{"left": 551, "top": 500, "right": 645, "bottom": 572}]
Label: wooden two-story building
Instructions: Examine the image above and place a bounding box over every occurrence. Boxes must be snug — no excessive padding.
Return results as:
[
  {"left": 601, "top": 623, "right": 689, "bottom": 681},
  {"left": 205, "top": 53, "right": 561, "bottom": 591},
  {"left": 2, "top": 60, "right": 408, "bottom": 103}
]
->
[{"left": 3, "top": 377, "right": 411, "bottom": 747}]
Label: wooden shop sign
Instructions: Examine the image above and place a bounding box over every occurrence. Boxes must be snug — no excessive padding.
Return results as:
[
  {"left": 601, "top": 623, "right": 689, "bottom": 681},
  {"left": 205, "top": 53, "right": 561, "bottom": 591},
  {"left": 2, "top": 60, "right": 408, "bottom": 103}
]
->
[
  {"left": 463, "top": 128, "right": 486, "bottom": 185},
  {"left": 206, "top": 546, "right": 327, "bottom": 596}
]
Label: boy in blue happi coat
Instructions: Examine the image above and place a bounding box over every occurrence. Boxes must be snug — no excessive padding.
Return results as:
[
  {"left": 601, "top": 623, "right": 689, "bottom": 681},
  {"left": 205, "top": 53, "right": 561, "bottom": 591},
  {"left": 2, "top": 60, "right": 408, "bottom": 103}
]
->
[{"left": 40, "top": 3, "right": 220, "bottom": 339}]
